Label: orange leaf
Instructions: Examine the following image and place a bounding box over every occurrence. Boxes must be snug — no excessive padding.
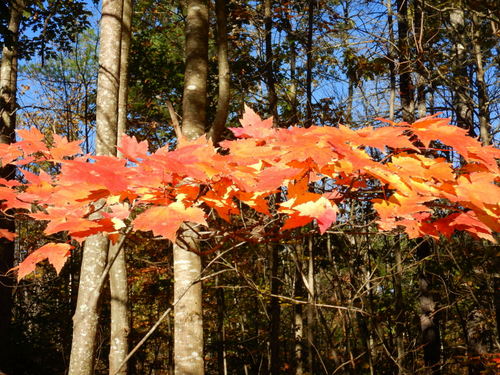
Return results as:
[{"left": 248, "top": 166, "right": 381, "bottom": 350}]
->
[
  {"left": 15, "top": 243, "right": 72, "bottom": 280},
  {"left": 133, "top": 202, "right": 207, "bottom": 241},
  {"left": 229, "top": 105, "right": 275, "bottom": 139},
  {"left": 0, "top": 229, "right": 16, "bottom": 241},
  {"left": 50, "top": 134, "right": 83, "bottom": 160}
]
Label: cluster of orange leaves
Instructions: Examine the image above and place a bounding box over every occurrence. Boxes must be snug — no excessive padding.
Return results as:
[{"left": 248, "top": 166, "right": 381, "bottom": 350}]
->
[{"left": 0, "top": 106, "right": 499, "bottom": 280}]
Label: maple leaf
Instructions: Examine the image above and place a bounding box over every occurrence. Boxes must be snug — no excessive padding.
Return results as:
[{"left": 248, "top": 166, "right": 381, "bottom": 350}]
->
[
  {"left": 15, "top": 243, "right": 73, "bottom": 280},
  {"left": 433, "top": 211, "right": 494, "bottom": 241},
  {"left": 118, "top": 134, "right": 149, "bottom": 161},
  {"left": 229, "top": 105, "right": 275, "bottom": 139},
  {"left": 16, "top": 127, "right": 49, "bottom": 154},
  {"left": 280, "top": 196, "right": 338, "bottom": 233},
  {"left": 133, "top": 202, "right": 207, "bottom": 241},
  {"left": 0, "top": 143, "right": 23, "bottom": 166},
  {"left": 49, "top": 134, "right": 83, "bottom": 160},
  {"left": 0, "top": 229, "right": 16, "bottom": 241}
]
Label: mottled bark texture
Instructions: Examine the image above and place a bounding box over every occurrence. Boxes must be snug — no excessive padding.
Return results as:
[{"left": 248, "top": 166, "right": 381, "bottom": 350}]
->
[
  {"left": 471, "top": 13, "right": 491, "bottom": 146},
  {"left": 397, "top": 0, "right": 415, "bottom": 122},
  {"left": 109, "top": 0, "right": 132, "bottom": 374},
  {"left": 449, "top": 5, "right": 473, "bottom": 136},
  {"left": 174, "top": 226, "right": 204, "bottom": 375},
  {"left": 175, "top": 1, "right": 208, "bottom": 374},
  {"left": 207, "top": 0, "right": 230, "bottom": 145},
  {"left": 0, "top": 1, "right": 24, "bottom": 373},
  {"left": 181, "top": 0, "right": 208, "bottom": 140},
  {"left": 68, "top": 0, "right": 125, "bottom": 374},
  {"left": 417, "top": 241, "right": 441, "bottom": 375}
]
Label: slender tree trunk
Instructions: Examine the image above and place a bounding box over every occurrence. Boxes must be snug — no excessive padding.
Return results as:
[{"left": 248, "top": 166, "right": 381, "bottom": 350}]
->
[
  {"left": 387, "top": 0, "right": 396, "bottom": 121},
  {"left": 174, "top": 227, "right": 204, "bottom": 375},
  {"left": 264, "top": 0, "right": 277, "bottom": 119},
  {"left": 396, "top": 0, "right": 414, "bottom": 122},
  {"left": 306, "top": 237, "right": 314, "bottom": 374},
  {"left": 449, "top": 5, "right": 474, "bottom": 136},
  {"left": 471, "top": 13, "right": 491, "bottom": 145},
  {"left": 108, "top": 1, "right": 132, "bottom": 373},
  {"left": 466, "top": 309, "right": 487, "bottom": 374},
  {"left": 414, "top": 0, "right": 426, "bottom": 119},
  {"left": 393, "top": 238, "right": 405, "bottom": 375},
  {"left": 216, "top": 277, "right": 227, "bottom": 375},
  {"left": 287, "top": 23, "right": 298, "bottom": 126},
  {"left": 175, "top": 1, "right": 208, "bottom": 374},
  {"left": 417, "top": 241, "right": 441, "bottom": 375},
  {"left": 494, "top": 275, "right": 500, "bottom": 344},
  {"left": 269, "top": 242, "right": 281, "bottom": 375},
  {"left": 68, "top": 0, "right": 124, "bottom": 373},
  {"left": 304, "top": 0, "right": 315, "bottom": 128},
  {"left": 208, "top": 0, "right": 230, "bottom": 145},
  {"left": 293, "top": 244, "right": 304, "bottom": 375},
  {"left": 0, "top": 1, "right": 24, "bottom": 373}
]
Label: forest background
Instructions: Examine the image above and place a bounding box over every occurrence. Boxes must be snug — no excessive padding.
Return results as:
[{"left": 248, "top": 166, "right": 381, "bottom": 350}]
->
[{"left": 0, "top": 0, "right": 499, "bottom": 374}]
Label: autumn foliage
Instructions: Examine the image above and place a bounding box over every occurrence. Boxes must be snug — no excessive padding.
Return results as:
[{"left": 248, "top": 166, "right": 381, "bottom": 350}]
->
[{"left": 0, "top": 106, "right": 499, "bottom": 280}]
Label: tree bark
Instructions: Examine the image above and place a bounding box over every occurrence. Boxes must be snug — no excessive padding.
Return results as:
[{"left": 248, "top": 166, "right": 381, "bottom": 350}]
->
[
  {"left": 216, "top": 276, "right": 227, "bottom": 375},
  {"left": 304, "top": 0, "right": 315, "bottom": 128},
  {"left": 471, "top": 13, "right": 491, "bottom": 145},
  {"left": 175, "top": 1, "right": 208, "bottom": 374},
  {"left": 181, "top": 0, "right": 208, "bottom": 140},
  {"left": 293, "top": 244, "right": 304, "bottom": 375},
  {"left": 414, "top": 0, "right": 426, "bottom": 119},
  {"left": 417, "top": 241, "right": 441, "bottom": 375},
  {"left": 0, "top": 1, "right": 24, "bottom": 373},
  {"left": 109, "top": 0, "right": 132, "bottom": 373},
  {"left": 68, "top": 0, "right": 124, "bottom": 373},
  {"left": 394, "top": 241, "right": 405, "bottom": 374},
  {"left": 396, "top": 0, "right": 415, "bottom": 122},
  {"left": 449, "top": 4, "right": 474, "bottom": 136},
  {"left": 387, "top": 0, "right": 396, "bottom": 121},
  {"left": 264, "top": 0, "right": 277, "bottom": 119},
  {"left": 174, "top": 226, "right": 204, "bottom": 375},
  {"left": 269, "top": 242, "right": 281, "bottom": 375},
  {"left": 306, "top": 237, "right": 314, "bottom": 375},
  {"left": 208, "top": 0, "right": 230, "bottom": 145}
]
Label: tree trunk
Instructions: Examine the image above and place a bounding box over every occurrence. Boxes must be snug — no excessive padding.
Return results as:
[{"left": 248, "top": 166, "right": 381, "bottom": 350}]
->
[
  {"left": 181, "top": 0, "right": 208, "bottom": 140},
  {"left": 269, "top": 242, "right": 281, "bottom": 375},
  {"left": 304, "top": 0, "right": 315, "bottom": 128},
  {"left": 393, "top": 240, "right": 406, "bottom": 374},
  {"left": 387, "top": 0, "right": 396, "bottom": 121},
  {"left": 174, "top": 226, "right": 204, "bottom": 375},
  {"left": 414, "top": 0, "right": 426, "bottom": 119},
  {"left": 68, "top": 0, "right": 124, "bottom": 373},
  {"left": 396, "top": 0, "right": 414, "bottom": 122},
  {"left": 175, "top": 1, "right": 208, "bottom": 374},
  {"left": 471, "top": 13, "right": 491, "bottom": 145},
  {"left": 0, "top": 1, "right": 24, "bottom": 373},
  {"left": 108, "top": 0, "right": 132, "bottom": 373},
  {"left": 306, "top": 237, "right": 314, "bottom": 374},
  {"left": 216, "top": 277, "right": 227, "bottom": 375},
  {"left": 264, "top": 0, "right": 277, "bottom": 119},
  {"left": 417, "top": 241, "right": 441, "bottom": 375},
  {"left": 208, "top": 0, "right": 230, "bottom": 145},
  {"left": 449, "top": 5, "right": 474, "bottom": 136},
  {"left": 293, "top": 244, "right": 304, "bottom": 375}
]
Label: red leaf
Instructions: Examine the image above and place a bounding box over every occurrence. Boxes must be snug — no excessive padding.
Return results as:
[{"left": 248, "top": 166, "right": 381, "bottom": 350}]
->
[
  {"left": 50, "top": 134, "right": 83, "bottom": 160},
  {"left": 15, "top": 243, "right": 72, "bottom": 280},
  {"left": 229, "top": 105, "right": 275, "bottom": 139},
  {"left": 133, "top": 202, "right": 207, "bottom": 241},
  {"left": 0, "top": 229, "right": 16, "bottom": 241},
  {"left": 118, "top": 134, "right": 149, "bottom": 161}
]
